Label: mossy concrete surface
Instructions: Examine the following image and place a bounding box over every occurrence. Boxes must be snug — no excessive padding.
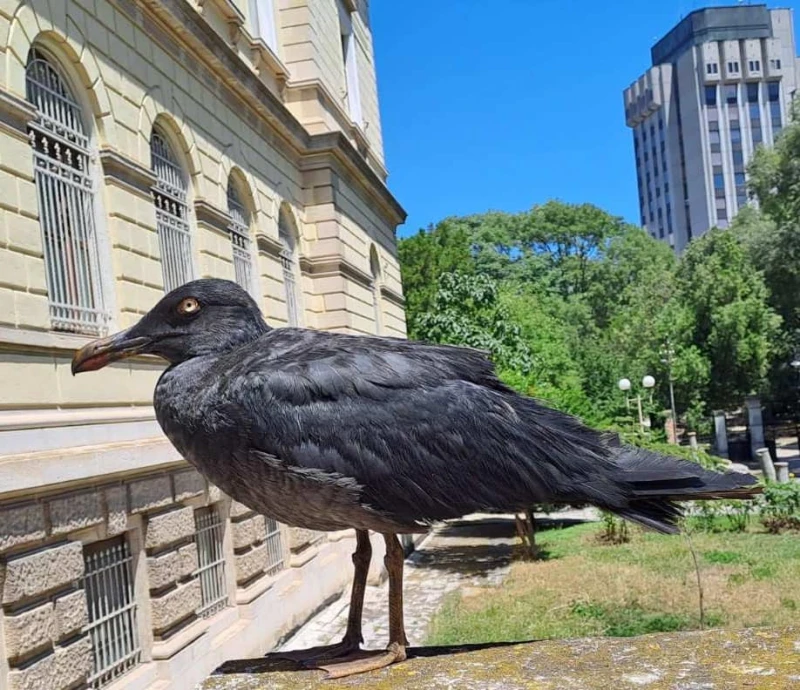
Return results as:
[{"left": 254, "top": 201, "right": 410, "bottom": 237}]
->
[{"left": 202, "top": 626, "right": 799, "bottom": 690}]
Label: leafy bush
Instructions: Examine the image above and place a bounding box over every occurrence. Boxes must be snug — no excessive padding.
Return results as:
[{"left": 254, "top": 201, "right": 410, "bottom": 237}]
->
[{"left": 759, "top": 481, "right": 800, "bottom": 533}]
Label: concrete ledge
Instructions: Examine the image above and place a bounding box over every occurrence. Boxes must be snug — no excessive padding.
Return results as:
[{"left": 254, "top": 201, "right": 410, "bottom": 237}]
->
[{"left": 201, "top": 626, "right": 800, "bottom": 689}]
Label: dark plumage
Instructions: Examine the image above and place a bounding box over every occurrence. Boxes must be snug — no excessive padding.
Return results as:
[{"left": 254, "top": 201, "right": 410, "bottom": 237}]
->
[{"left": 71, "top": 278, "right": 759, "bottom": 677}]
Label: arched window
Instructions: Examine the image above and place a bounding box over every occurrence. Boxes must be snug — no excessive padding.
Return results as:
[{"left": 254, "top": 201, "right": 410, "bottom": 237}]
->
[
  {"left": 26, "top": 48, "right": 108, "bottom": 335},
  {"left": 278, "top": 209, "right": 300, "bottom": 326},
  {"left": 226, "top": 178, "right": 256, "bottom": 298},
  {"left": 369, "top": 246, "right": 382, "bottom": 335},
  {"left": 150, "top": 127, "right": 193, "bottom": 291}
]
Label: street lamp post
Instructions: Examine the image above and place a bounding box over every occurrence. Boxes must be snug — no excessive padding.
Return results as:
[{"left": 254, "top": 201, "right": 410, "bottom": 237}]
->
[
  {"left": 661, "top": 342, "right": 679, "bottom": 443},
  {"left": 618, "top": 375, "right": 656, "bottom": 434}
]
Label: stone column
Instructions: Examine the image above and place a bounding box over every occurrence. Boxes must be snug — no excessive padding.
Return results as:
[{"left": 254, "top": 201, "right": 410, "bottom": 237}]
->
[
  {"left": 713, "top": 411, "right": 729, "bottom": 459},
  {"left": 745, "top": 396, "right": 765, "bottom": 461},
  {"left": 758, "top": 448, "right": 776, "bottom": 483},
  {"left": 775, "top": 461, "right": 790, "bottom": 483}
]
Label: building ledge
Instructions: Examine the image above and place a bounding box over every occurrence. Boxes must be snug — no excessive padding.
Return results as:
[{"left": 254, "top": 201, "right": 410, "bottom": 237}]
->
[{"left": 201, "top": 626, "right": 800, "bottom": 689}]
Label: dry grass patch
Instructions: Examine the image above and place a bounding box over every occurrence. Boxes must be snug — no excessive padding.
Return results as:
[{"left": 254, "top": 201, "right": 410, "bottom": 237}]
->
[{"left": 426, "top": 522, "right": 800, "bottom": 646}]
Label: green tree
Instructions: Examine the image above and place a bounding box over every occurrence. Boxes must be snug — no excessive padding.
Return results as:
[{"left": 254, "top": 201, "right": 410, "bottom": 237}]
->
[
  {"left": 398, "top": 220, "right": 474, "bottom": 339},
  {"left": 414, "top": 271, "right": 533, "bottom": 374},
  {"left": 672, "top": 229, "right": 781, "bottom": 411}
]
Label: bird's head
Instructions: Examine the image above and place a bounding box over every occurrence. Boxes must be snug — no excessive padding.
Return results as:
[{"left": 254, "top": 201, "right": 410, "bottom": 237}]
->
[{"left": 71, "top": 279, "right": 270, "bottom": 374}]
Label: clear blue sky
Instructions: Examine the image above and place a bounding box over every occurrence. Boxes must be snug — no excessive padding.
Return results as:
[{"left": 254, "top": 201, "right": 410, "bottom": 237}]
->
[{"left": 371, "top": 1, "right": 800, "bottom": 238}]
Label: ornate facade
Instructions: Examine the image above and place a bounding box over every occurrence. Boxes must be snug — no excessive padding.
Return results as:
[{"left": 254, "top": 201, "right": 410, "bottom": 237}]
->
[{"left": 0, "top": 1, "right": 406, "bottom": 689}]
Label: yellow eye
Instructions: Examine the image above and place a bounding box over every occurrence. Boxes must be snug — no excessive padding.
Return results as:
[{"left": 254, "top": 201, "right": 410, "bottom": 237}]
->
[{"left": 177, "top": 297, "right": 201, "bottom": 315}]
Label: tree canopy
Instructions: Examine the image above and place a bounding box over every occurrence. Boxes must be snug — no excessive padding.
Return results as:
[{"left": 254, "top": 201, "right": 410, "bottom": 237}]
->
[{"left": 399, "top": 198, "right": 782, "bottom": 432}]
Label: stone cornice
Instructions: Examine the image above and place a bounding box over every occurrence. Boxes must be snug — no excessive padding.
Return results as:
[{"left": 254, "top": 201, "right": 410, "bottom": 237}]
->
[
  {"left": 298, "top": 254, "right": 373, "bottom": 289},
  {"left": 128, "top": 0, "right": 405, "bottom": 229},
  {"left": 303, "top": 132, "right": 406, "bottom": 227},
  {"left": 136, "top": 0, "right": 309, "bottom": 148},
  {"left": 247, "top": 35, "right": 290, "bottom": 84},
  {"left": 99, "top": 147, "right": 157, "bottom": 197},
  {"left": 194, "top": 199, "right": 232, "bottom": 233},
  {"left": 380, "top": 285, "right": 405, "bottom": 307},
  {"left": 291, "top": 254, "right": 405, "bottom": 305},
  {"left": 0, "top": 89, "right": 37, "bottom": 140},
  {"left": 196, "top": 0, "right": 245, "bottom": 45},
  {"left": 255, "top": 232, "right": 284, "bottom": 259},
  {"left": 284, "top": 77, "right": 388, "bottom": 179}
]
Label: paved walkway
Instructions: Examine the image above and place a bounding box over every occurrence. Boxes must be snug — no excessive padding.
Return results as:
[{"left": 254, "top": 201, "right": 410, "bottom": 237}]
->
[{"left": 277, "top": 509, "right": 597, "bottom": 652}]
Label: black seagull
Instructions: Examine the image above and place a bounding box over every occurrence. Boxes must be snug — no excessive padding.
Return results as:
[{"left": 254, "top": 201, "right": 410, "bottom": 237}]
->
[{"left": 72, "top": 279, "right": 759, "bottom": 678}]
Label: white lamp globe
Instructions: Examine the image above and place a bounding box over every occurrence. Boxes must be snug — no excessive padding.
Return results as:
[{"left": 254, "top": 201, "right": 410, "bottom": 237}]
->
[
  {"left": 642, "top": 375, "right": 656, "bottom": 389},
  {"left": 618, "top": 378, "right": 632, "bottom": 392}
]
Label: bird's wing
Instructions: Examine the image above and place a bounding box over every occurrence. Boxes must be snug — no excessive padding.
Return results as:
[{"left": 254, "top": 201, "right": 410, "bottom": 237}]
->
[{"left": 215, "top": 329, "right": 624, "bottom": 525}]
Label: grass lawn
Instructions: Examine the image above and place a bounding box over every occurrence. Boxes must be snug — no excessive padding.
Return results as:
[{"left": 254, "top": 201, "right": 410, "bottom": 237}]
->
[{"left": 426, "top": 520, "right": 800, "bottom": 646}]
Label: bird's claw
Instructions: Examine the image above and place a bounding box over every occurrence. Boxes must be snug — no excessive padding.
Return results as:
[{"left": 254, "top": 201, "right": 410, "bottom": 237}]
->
[{"left": 319, "top": 642, "right": 407, "bottom": 679}]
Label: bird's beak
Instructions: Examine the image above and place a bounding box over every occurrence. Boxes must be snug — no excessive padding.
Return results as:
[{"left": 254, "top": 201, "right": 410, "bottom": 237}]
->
[{"left": 71, "top": 328, "right": 151, "bottom": 375}]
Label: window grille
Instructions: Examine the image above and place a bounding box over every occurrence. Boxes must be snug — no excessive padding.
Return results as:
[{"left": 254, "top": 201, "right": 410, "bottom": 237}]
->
[
  {"left": 226, "top": 180, "right": 255, "bottom": 297},
  {"left": 278, "top": 213, "right": 300, "bottom": 326},
  {"left": 151, "top": 129, "right": 193, "bottom": 291},
  {"left": 264, "top": 517, "right": 284, "bottom": 576},
  {"left": 25, "top": 49, "right": 108, "bottom": 335},
  {"left": 82, "top": 537, "right": 141, "bottom": 689},
  {"left": 195, "top": 506, "right": 229, "bottom": 618}
]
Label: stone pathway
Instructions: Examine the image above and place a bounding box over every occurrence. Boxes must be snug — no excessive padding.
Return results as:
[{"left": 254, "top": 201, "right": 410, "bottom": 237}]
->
[{"left": 277, "top": 509, "right": 598, "bottom": 652}]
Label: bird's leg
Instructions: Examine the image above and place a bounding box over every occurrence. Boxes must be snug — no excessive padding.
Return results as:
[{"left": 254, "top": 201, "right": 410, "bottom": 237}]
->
[
  {"left": 276, "top": 529, "right": 371, "bottom": 663},
  {"left": 320, "top": 533, "right": 408, "bottom": 679}
]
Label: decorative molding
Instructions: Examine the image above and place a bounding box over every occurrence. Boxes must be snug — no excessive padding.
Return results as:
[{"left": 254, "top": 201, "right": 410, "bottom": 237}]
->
[
  {"left": 380, "top": 285, "right": 405, "bottom": 308},
  {"left": 151, "top": 616, "right": 210, "bottom": 660},
  {"left": 249, "top": 37, "right": 290, "bottom": 84},
  {"left": 99, "top": 147, "right": 157, "bottom": 197},
  {"left": 303, "top": 132, "right": 406, "bottom": 227},
  {"left": 284, "top": 77, "right": 388, "bottom": 182},
  {"left": 194, "top": 198, "right": 232, "bottom": 233},
  {"left": 298, "top": 254, "right": 373, "bottom": 290},
  {"left": 0, "top": 89, "right": 37, "bottom": 141},
  {"left": 0, "top": 406, "right": 156, "bottom": 432},
  {"left": 255, "top": 232, "right": 284, "bottom": 259},
  {"left": 129, "top": 0, "right": 405, "bottom": 229},
  {"left": 342, "top": 0, "right": 358, "bottom": 12},
  {"left": 196, "top": 0, "right": 245, "bottom": 45},
  {"left": 0, "top": 326, "right": 164, "bottom": 365}
]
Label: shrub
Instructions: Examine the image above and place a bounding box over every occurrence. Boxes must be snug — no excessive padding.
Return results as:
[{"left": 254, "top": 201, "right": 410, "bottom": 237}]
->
[{"left": 759, "top": 481, "right": 800, "bottom": 533}]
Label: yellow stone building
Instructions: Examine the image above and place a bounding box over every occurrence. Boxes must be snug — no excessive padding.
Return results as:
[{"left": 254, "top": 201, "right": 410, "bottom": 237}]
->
[{"left": 0, "top": 1, "right": 406, "bottom": 689}]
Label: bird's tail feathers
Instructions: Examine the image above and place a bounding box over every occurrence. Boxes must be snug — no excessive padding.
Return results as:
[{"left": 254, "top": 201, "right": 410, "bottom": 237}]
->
[{"left": 607, "top": 444, "right": 760, "bottom": 534}]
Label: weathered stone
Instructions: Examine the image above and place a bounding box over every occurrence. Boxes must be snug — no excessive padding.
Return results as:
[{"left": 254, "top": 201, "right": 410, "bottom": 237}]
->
[
  {"left": 234, "top": 543, "right": 266, "bottom": 584},
  {"left": 1, "top": 542, "right": 84, "bottom": 604},
  {"left": 0, "top": 502, "right": 46, "bottom": 553},
  {"left": 54, "top": 590, "right": 88, "bottom": 639},
  {"left": 150, "top": 579, "right": 202, "bottom": 633},
  {"left": 204, "top": 626, "right": 800, "bottom": 690},
  {"left": 148, "top": 542, "right": 198, "bottom": 590},
  {"left": 49, "top": 491, "right": 103, "bottom": 535},
  {"left": 145, "top": 507, "right": 195, "bottom": 550},
  {"left": 7, "top": 651, "right": 56, "bottom": 690},
  {"left": 174, "top": 469, "right": 206, "bottom": 501},
  {"left": 288, "top": 527, "right": 319, "bottom": 553},
  {"left": 232, "top": 515, "right": 266, "bottom": 550},
  {"left": 105, "top": 485, "right": 127, "bottom": 536},
  {"left": 4, "top": 602, "right": 55, "bottom": 659},
  {"left": 129, "top": 475, "right": 172, "bottom": 513},
  {"left": 54, "top": 635, "right": 92, "bottom": 689},
  {"left": 208, "top": 483, "right": 224, "bottom": 502},
  {"left": 230, "top": 500, "right": 253, "bottom": 518}
]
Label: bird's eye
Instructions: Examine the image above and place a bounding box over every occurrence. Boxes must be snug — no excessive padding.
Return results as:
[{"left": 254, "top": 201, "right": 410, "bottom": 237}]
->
[{"left": 177, "top": 297, "right": 201, "bottom": 315}]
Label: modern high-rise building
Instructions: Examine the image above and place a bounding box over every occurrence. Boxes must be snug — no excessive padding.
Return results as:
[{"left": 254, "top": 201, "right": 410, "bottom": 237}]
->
[{"left": 623, "top": 5, "right": 799, "bottom": 252}]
